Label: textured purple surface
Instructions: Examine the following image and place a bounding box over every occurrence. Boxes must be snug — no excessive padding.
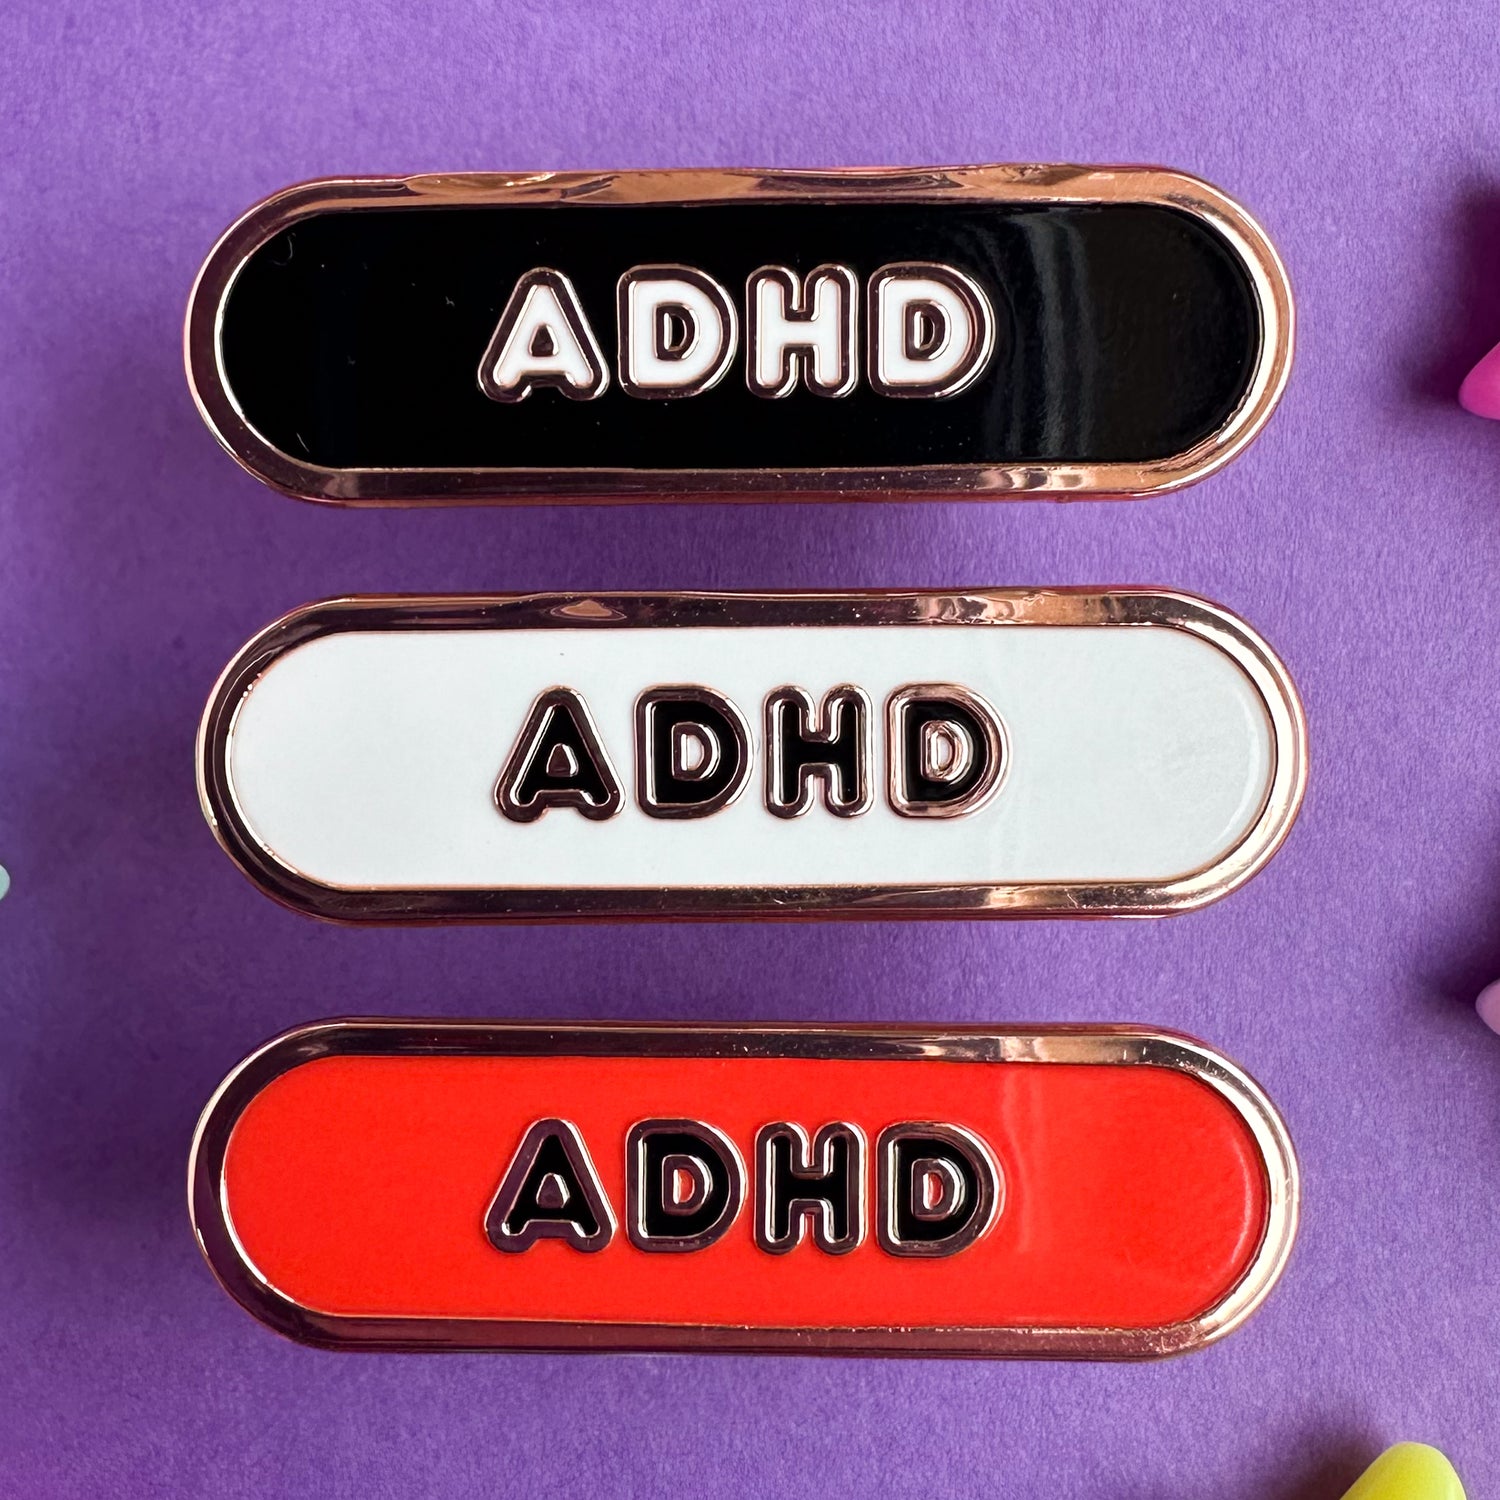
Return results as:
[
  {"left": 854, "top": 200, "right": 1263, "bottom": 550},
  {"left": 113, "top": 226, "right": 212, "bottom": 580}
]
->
[{"left": 2, "top": 2, "right": 1498, "bottom": 1494}]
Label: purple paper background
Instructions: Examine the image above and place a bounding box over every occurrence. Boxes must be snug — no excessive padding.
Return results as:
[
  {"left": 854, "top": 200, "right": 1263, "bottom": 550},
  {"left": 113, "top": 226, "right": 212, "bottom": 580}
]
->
[{"left": 3, "top": 1, "right": 1498, "bottom": 1493}]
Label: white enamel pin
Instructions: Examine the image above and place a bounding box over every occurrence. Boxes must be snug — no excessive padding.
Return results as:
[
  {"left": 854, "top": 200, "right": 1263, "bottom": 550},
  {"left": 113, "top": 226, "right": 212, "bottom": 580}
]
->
[{"left": 197, "top": 589, "right": 1306, "bottom": 921}]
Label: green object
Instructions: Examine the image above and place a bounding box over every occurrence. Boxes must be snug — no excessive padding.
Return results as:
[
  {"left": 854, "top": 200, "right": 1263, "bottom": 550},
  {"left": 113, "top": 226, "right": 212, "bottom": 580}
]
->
[
  {"left": 0, "top": 865, "right": 8, "bottom": 900},
  {"left": 1342, "top": 1444, "right": 1465, "bottom": 1500}
]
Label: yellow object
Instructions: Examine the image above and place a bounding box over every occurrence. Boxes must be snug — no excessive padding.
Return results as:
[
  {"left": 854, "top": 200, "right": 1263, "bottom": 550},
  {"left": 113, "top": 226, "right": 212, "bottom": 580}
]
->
[{"left": 1342, "top": 1444, "right": 1465, "bottom": 1500}]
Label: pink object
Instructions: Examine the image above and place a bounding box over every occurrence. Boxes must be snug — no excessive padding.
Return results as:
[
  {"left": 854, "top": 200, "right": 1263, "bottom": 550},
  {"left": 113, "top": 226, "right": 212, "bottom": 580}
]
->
[
  {"left": 1477, "top": 979, "right": 1500, "bottom": 1034},
  {"left": 1458, "top": 339, "right": 1500, "bottom": 419}
]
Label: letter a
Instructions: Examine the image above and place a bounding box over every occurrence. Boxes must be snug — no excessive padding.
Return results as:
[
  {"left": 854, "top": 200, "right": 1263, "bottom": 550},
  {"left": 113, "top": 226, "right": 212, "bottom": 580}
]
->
[
  {"left": 495, "top": 687, "right": 624, "bottom": 822},
  {"left": 478, "top": 269, "right": 609, "bottom": 402},
  {"left": 485, "top": 1119, "right": 616, "bottom": 1253}
]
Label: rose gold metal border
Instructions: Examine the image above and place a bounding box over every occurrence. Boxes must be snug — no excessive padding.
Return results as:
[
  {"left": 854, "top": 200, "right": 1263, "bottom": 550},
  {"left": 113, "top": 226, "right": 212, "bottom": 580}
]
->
[
  {"left": 195, "top": 588, "right": 1307, "bottom": 923},
  {"left": 188, "top": 1019, "right": 1299, "bottom": 1357},
  {"left": 183, "top": 164, "right": 1293, "bottom": 505}
]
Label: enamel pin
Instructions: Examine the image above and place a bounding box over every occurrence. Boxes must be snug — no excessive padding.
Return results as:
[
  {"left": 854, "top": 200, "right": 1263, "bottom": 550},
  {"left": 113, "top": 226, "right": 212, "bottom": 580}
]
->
[
  {"left": 185, "top": 165, "right": 1292, "bottom": 503},
  {"left": 189, "top": 1021, "right": 1298, "bottom": 1355},
  {"left": 197, "top": 589, "right": 1306, "bottom": 921}
]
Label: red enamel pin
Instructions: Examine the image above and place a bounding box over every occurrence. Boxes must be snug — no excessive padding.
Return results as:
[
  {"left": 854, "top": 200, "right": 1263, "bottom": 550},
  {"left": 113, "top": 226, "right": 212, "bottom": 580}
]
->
[{"left": 190, "top": 1021, "right": 1298, "bottom": 1357}]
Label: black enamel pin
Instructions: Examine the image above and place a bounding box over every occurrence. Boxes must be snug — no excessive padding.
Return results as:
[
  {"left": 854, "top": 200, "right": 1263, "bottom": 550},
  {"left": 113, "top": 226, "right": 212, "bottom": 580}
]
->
[{"left": 185, "top": 165, "right": 1293, "bottom": 504}]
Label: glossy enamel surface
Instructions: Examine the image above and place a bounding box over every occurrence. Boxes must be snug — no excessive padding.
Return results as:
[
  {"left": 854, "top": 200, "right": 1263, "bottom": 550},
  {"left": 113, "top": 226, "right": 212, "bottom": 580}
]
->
[
  {"left": 186, "top": 166, "right": 1292, "bottom": 502},
  {"left": 191, "top": 1022, "right": 1298, "bottom": 1356},
  {"left": 196, "top": 590, "right": 1306, "bottom": 922}
]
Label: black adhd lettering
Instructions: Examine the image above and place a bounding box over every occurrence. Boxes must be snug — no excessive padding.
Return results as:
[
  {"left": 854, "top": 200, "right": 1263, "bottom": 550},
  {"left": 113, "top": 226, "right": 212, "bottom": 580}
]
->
[
  {"left": 634, "top": 686, "right": 753, "bottom": 820},
  {"left": 484, "top": 1115, "right": 1002, "bottom": 1260},
  {"left": 753, "top": 1122, "right": 865, "bottom": 1255},
  {"left": 764, "top": 685, "right": 871, "bottom": 818},
  {"left": 626, "top": 1120, "right": 745, "bottom": 1253},
  {"left": 492, "top": 682, "right": 1011, "bottom": 824},
  {"left": 887, "top": 684, "right": 1008, "bottom": 818},
  {"left": 485, "top": 1118, "right": 616, "bottom": 1253},
  {"left": 877, "top": 1123, "right": 1002, "bottom": 1258},
  {"left": 494, "top": 687, "right": 623, "bottom": 822}
]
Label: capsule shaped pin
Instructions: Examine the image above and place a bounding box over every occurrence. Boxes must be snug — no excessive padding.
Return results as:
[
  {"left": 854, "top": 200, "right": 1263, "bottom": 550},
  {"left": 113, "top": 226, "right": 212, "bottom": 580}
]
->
[
  {"left": 190, "top": 1021, "right": 1298, "bottom": 1356},
  {"left": 186, "top": 165, "right": 1292, "bottom": 504},
  {"left": 197, "top": 589, "right": 1306, "bottom": 922}
]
